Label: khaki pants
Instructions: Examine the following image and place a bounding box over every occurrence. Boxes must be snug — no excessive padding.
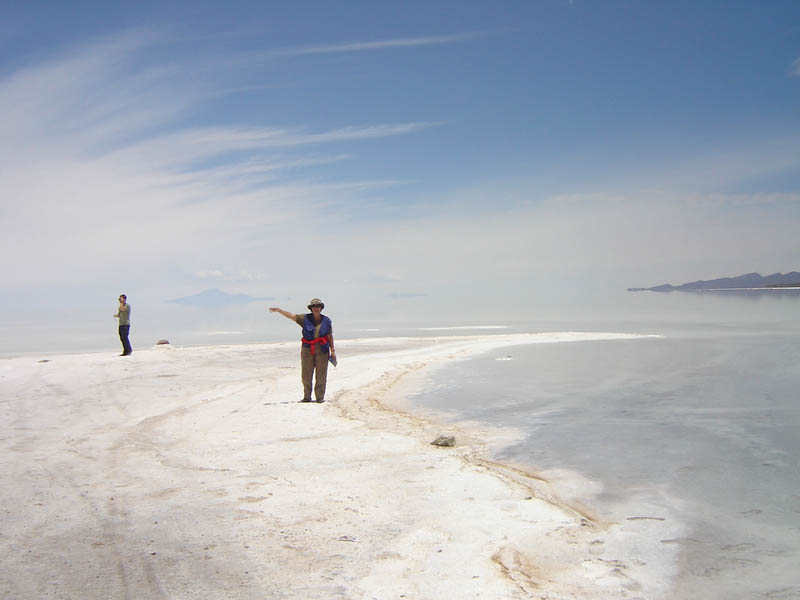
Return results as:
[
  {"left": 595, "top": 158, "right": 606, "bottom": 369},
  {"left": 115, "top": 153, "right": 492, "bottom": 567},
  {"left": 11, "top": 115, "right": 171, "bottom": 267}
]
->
[{"left": 301, "top": 347, "right": 329, "bottom": 401}]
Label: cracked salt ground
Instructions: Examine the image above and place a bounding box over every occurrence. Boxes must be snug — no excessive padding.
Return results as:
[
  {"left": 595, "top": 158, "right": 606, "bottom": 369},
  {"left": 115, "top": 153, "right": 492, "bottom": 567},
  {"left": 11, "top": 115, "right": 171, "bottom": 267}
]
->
[{"left": 0, "top": 332, "right": 679, "bottom": 599}]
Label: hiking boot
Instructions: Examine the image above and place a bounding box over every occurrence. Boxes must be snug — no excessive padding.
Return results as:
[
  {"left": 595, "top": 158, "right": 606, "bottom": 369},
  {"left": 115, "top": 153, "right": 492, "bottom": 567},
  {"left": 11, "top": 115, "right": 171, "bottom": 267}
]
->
[
  {"left": 299, "top": 398, "right": 313, "bottom": 403},
  {"left": 315, "top": 398, "right": 325, "bottom": 403}
]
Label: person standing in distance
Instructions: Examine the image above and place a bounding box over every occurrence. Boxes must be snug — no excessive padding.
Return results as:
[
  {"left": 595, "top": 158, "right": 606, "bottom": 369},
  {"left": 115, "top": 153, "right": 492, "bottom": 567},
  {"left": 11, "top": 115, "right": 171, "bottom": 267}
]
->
[
  {"left": 270, "top": 299, "right": 336, "bottom": 403},
  {"left": 114, "top": 294, "right": 132, "bottom": 356}
]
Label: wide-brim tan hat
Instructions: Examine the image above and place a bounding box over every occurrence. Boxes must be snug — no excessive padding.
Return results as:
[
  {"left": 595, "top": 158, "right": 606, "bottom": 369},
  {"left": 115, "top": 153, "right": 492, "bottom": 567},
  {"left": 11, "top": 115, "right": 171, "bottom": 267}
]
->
[{"left": 307, "top": 298, "right": 325, "bottom": 309}]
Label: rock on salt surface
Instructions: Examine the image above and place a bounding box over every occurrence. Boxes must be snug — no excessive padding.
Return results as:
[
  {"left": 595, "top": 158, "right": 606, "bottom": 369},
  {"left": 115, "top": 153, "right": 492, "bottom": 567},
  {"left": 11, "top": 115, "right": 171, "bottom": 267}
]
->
[{"left": 431, "top": 434, "right": 456, "bottom": 447}]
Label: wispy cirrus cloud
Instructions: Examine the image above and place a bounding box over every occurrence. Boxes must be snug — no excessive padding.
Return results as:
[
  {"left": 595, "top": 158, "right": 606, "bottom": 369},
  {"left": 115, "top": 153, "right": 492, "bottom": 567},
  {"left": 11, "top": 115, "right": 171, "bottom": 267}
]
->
[
  {"left": 0, "top": 29, "right": 434, "bottom": 291},
  {"left": 790, "top": 57, "right": 800, "bottom": 77},
  {"left": 1, "top": 29, "right": 436, "bottom": 162},
  {"left": 196, "top": 31, "right": 487, "bottom": 76},
  {"left": 271, "top": 32, "right": 484, "bottom": 57},
  {"left": 102, "top": 122, "right": 436, "bottom": 173}
]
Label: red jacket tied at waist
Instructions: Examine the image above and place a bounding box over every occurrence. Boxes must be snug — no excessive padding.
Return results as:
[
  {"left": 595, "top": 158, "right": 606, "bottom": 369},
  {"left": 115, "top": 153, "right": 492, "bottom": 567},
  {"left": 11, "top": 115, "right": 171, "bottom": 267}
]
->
[{"left": 302, "top": 336, "right": 330, "bottom": 355}]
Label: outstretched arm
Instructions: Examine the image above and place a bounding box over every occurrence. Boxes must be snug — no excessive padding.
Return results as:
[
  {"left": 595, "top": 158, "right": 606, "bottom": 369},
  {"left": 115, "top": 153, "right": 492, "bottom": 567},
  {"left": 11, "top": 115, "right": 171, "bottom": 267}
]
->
[{"left": 269, "top": 307, "right": 297, "bottom": 321}]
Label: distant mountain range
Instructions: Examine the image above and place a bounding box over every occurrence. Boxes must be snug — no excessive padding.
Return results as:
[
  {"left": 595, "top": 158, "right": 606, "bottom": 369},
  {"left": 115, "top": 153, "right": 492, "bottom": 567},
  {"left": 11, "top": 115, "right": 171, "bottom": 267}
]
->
[
  {"left": 167, "top": 288, "right": 273, "bottom": 307},
  {"left": 628, "top": 272, "right": 800, "bottom": 292}
]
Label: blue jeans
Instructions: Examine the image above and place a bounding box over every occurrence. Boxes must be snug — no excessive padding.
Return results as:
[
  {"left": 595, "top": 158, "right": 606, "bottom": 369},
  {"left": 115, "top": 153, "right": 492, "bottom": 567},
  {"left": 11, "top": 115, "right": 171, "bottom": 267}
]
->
[{"left": 119, "top": 325, "right": 132, "bottom": 355}]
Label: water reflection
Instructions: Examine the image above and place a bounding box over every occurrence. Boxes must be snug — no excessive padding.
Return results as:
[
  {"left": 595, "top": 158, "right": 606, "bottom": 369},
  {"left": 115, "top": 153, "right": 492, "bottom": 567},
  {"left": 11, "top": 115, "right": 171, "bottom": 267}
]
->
[{"left": 651, "top": 289, "right": 800, "bottom": 301}]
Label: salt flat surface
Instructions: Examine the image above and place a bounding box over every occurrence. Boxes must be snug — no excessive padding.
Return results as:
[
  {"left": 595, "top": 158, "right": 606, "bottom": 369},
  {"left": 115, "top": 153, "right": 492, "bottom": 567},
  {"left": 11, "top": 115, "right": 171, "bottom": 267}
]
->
[{"left": 0, "top": 333, "right": 677, "bottom": 599}]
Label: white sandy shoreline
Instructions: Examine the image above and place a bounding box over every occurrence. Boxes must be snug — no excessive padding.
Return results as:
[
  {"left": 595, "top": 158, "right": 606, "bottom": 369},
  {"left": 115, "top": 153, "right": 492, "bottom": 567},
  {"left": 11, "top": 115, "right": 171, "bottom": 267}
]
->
[{"left": 0, "top": 332, "right": 679, "bottom": 599}]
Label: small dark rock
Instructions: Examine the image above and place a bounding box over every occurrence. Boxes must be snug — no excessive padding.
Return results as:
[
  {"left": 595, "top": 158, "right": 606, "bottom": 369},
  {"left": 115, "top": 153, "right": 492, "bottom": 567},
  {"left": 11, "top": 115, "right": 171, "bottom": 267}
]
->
[{"left": 431, "top": 435, "right": 456, "bottom": 447}]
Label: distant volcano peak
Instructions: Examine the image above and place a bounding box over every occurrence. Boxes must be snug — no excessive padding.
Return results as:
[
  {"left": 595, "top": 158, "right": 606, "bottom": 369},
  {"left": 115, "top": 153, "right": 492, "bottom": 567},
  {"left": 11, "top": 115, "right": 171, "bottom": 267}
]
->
[{"left": 167, "top": 288, "right": 273, "bottom": 307}]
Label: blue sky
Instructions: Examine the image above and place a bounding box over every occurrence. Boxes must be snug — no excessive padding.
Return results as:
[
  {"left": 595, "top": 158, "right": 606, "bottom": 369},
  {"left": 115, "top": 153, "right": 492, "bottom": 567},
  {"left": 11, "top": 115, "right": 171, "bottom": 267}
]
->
[{"left": 2, "top": 0, "right": 799, "bottom": 324}]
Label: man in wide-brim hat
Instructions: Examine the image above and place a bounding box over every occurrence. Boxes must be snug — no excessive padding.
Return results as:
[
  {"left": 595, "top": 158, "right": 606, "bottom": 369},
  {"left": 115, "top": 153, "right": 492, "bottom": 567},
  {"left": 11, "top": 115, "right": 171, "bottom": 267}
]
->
[{"left": 269, "top": 299, "right": 336, "bottom": 403}]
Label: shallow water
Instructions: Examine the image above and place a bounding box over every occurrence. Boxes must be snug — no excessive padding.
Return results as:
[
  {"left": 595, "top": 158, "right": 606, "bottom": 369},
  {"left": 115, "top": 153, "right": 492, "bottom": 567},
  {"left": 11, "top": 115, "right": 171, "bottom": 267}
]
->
[{"left": 405, "top": 295, "right": 800, "bottom": 599}]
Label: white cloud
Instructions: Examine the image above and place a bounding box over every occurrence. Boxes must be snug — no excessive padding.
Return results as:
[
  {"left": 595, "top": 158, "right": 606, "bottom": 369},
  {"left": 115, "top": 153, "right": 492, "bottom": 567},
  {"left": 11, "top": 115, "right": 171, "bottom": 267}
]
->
[
  {"left": 102, "top": 123, "right": 435, "bottom": 173},
  {"left": 0, "top": 32, "right": 188, "bottom": 160},
  {"left": 303, "top": 188, "right": 800, "bottom": 315},
  {"left": 660, "top": 135, "right": 800, "bottom": 191},
  {"left": 0, "top": 31, "right": 433, "bottom": 294},
  {"left": 192, "top": 267, "right": 270, "bottom": 282},
  {"left": 790, "top": 57, "right": 800, "bottom": 77},
  {"left": 269, "top": 32, "right": 484, "bottom": 57},
  {"left": 2, "top": 28, "right": 798, "bottom": 324}
]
